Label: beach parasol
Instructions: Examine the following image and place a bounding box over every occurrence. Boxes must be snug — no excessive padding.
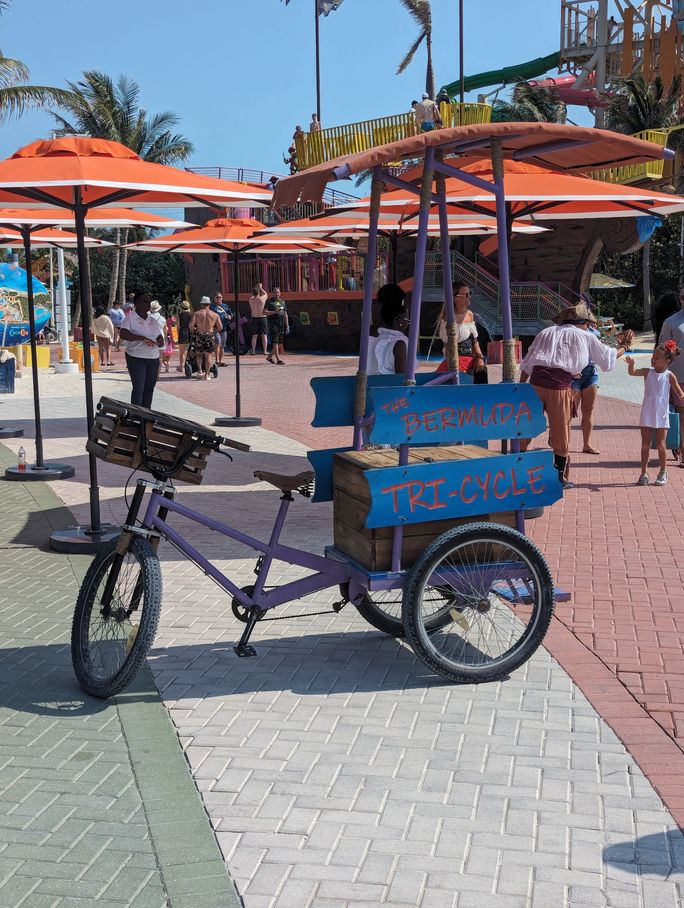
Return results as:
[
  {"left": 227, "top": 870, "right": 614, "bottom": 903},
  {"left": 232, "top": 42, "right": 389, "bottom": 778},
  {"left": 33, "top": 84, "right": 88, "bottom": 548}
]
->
[
  {"left": 0, "top": 136, "right": 271, "bottom": 551},
  {"left": 129, "top": 217, "right": 346, "bottom": 427}
]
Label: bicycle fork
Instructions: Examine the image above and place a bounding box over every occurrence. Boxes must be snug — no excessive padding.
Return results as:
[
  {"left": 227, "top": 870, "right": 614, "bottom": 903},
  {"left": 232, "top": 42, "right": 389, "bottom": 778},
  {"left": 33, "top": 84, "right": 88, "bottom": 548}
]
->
[{"left": 234, "top": 491, "right": 293, "bottom": 657}]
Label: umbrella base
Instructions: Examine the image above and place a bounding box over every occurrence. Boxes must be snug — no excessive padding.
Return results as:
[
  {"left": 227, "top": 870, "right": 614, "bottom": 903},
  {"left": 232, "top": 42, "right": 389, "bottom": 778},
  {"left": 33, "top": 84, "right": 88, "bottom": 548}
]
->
[
  {"left": 0, "top": 427, "right": 24, "bottom": 439},
  {"left": 49, "top": 523, "right": 120, "bottom": 554},
  {"left": 5, "top": 462, "right": 75, "bottom": 481},
  {"left": 214, "top": 416, "right": 262, "bottom": 428}
]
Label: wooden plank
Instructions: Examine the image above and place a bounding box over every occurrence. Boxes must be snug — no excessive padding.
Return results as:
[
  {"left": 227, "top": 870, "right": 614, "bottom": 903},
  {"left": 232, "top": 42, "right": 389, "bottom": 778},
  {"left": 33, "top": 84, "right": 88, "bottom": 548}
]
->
[
  {"left": 368, "top": 384, "right": 546, "bottom": 446},
  {"left": 364, "top": 450, "right": 562, "bottom": 529}
]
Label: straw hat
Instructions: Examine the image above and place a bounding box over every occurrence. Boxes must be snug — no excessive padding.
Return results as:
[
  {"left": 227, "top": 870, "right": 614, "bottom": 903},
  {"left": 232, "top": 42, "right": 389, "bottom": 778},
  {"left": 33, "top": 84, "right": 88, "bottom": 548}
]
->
[
  {"left": 554, "top": 303, "right": 597, "bottom": 325},
  {"left": 149, "top": 300, "right": 161, "bottom": 313},
  {"left": 180, "top": 300, "right": 191, "bottom": 311},
  {"left": 200, "top": 295, "right": 211, "bottom": 306}
]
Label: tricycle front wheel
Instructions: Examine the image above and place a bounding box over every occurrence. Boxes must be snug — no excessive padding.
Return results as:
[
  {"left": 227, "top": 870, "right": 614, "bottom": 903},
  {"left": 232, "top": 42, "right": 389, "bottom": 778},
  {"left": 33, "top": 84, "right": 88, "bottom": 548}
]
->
[{"left": 403, "top": 523, "right": 554, "bottom": 683}]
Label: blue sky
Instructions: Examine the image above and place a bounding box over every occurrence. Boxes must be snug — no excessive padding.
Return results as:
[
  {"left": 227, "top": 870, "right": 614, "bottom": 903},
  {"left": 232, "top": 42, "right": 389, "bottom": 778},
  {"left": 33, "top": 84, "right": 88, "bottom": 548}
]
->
[{"left": 0, "top": 0, "right": 573, "bottom": 176}]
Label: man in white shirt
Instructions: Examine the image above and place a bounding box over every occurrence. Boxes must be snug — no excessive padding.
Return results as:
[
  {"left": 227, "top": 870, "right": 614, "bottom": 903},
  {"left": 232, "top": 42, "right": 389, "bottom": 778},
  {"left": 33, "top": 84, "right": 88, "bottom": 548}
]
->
[
  {"left": 119, "top": 292, "right": 164, "bottom": 408},
  {"left": 658, "top": 286, "right": 684, "bottom": 452},
  {"left": 520, "top": 303, "right": 632, "bottom": 488}
]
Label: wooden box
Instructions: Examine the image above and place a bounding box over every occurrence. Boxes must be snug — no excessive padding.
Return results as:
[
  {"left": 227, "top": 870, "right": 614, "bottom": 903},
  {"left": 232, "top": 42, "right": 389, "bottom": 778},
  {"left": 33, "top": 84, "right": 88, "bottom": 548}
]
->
[
  {"left": 86, "top": 397, "right": 215, "bottom": 485},
  {"left": 333, "top": 445, "right": 516, "bottom": 572}
]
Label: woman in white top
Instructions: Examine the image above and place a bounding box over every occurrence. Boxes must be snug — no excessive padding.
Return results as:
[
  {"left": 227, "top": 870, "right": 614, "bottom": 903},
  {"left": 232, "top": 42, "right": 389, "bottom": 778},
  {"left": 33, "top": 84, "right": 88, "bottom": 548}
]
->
[
  {"left": 367, "top": 285, "right": 409, "bottom": 375},
  {"left": 436, "top": 281, "right": 486, "bottom": 380},
  {"left": 119, "top": 293, "right": 165, "bottom": 408},
  {"left": 519, "top": 303, "right": 632, "bottom": 488}
]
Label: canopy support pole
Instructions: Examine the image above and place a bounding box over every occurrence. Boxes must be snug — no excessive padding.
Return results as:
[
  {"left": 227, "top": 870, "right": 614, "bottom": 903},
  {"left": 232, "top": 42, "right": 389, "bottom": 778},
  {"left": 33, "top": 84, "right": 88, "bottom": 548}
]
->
[
  {"left": 49, "top": 191, "right": 118, "bottom": 549},
  {"left": 390, "top": 148, "right": 435, "bottom": 573},
  {"left": 5, "top": 228, "right": 73, "bottom": 481},
  {"left": 353, "top": 168, "right": 382, "bottom": 451},
  {"left": 214, "top": 248, "right": 262, "bottom": 429},
  {"left": 436, "top": 160, "right": 459, "bottom": 380}
]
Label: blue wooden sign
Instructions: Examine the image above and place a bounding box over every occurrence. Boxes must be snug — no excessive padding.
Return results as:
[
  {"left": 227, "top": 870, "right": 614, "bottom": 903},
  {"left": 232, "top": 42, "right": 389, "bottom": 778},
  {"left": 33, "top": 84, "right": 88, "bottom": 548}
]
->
[
  {"left": 311, "top": 372, "right": 471, "bottom": 428},
  {"left": 368, "top": 383, "right": 546, "bottom": 446},
  {"left": 307, "top": 447, "right": 353, "bottom": 502},
  {"left": 364, "top": 450, "right": 561, "bottom": 529}
]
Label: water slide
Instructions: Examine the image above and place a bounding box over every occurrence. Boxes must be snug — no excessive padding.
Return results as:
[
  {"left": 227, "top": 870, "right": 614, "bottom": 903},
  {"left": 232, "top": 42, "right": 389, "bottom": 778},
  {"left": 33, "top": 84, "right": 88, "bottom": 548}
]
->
[{"left": 440, "top": 51, "right": 602, "bottom": 108}]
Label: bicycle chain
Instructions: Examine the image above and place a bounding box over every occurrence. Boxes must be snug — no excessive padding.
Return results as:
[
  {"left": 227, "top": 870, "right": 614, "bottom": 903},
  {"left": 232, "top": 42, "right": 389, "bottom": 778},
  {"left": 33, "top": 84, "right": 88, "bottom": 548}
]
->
[{"left": 260, "top": 602, "right": 347, "bottom": 621}]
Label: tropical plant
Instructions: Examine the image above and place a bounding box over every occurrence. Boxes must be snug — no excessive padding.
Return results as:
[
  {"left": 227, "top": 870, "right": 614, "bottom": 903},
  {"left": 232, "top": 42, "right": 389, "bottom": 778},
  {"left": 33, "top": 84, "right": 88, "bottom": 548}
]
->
[
  {"left": 396, "top": 0, "right": 435, "bottom": 100},
  {"left": 0, "top": 1, "right": 70, "bottom": 122},
  {"left": 606, "top": 74, "right": 683, "bottom": 135},
  {"left": 51, "top": 70, "right": 194, "bottom": 305},
  {"left": 491, "top": 82, "right": 567, "bottom": 124}
]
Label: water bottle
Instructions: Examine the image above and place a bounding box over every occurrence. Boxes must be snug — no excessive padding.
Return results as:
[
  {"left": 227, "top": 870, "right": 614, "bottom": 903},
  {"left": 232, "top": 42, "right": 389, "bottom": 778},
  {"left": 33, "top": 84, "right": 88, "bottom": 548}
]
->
[{"left": 17, "top": 446, "right": 26, "bottom": 472}]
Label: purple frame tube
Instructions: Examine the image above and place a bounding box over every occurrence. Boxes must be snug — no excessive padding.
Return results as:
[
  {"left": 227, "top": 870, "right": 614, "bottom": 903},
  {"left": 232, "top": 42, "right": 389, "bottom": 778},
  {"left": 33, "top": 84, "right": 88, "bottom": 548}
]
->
[
  {"left": 354, "top": 167, "right": 382, "bottom": 450},
  {"left": 142, "top": 492, "right": 350, "bottom": 609},
  {"left": 391, "top": 147, "right": 436, "bottom": 572},
  {"left": 437, "top": 188, "right": 459, "bottom": 387}
]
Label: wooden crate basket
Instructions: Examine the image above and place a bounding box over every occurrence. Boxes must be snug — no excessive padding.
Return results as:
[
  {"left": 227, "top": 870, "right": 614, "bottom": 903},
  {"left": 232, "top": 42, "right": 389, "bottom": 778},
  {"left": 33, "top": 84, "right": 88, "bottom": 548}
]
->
[
  {"left": 332, "top": 445, "right": 516, "bottom": 572},
  {"left": 86, "top": 396, "right": 217, "bottom": 485}
]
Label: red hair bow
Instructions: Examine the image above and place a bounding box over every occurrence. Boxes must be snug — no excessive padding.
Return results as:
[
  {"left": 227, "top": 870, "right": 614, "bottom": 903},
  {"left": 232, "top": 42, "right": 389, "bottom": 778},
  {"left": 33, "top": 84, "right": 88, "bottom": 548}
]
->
[{"left": 664, "top": 340, "right": 677, "bottom": 351}]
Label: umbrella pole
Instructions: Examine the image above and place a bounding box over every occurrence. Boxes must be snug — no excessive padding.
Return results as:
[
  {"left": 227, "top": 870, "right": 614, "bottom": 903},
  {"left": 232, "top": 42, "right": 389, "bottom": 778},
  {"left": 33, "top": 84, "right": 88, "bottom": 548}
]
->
[
  {"left": 49, "top": 192, "right": 119, "bottom": 551},
  {"left": 4, "top": 228, "right": 73, "bottom": 481},
  {"left": 214, "top": 247, "right": 261, "bottom": 429}
]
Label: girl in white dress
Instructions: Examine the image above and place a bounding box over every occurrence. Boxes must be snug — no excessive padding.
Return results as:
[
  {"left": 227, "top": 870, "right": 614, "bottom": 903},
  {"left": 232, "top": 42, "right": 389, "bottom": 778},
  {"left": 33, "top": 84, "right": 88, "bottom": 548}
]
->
[{"left": 626, "top": 341, "right": 684, "bottom": 486}]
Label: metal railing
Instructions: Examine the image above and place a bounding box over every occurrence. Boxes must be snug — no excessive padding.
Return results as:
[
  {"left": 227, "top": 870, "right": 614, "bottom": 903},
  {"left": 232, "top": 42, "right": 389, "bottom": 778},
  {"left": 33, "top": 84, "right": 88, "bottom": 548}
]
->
[
  {"left": 223, "top": 250, "right": 389, "bottom": 296},
  {"left": 293, "top": 102, "right": 492, "bottom": 170},
  {"left": 589, "top": 129, "right": 669, "bottom": 184},
  {"left": 186, "top": 166, "right": 359, "bottom": 206},
  {"left": 424, "top": 250, "right": 566, "bottom": 333}
]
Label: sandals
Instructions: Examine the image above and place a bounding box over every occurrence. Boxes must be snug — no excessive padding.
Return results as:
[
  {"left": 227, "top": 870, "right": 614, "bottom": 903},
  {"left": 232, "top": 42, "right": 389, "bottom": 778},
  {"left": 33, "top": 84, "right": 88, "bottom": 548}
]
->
[{"left": 582, "top": 447, "right": 600, "bottom": 455}]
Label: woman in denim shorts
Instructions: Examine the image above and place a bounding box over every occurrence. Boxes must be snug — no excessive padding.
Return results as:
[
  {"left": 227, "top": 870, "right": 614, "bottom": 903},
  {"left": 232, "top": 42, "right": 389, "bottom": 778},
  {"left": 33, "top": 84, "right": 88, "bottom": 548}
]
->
[{"left": 572, "top": 359, "right": 600, "bottom": 454}]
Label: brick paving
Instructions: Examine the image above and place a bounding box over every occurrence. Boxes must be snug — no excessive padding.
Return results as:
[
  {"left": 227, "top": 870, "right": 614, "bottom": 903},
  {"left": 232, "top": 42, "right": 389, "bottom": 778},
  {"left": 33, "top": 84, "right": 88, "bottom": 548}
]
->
[
  {"left": 0, "top": 443, "right": 239, "bottom": 907},
  {"left": 2, "top": 359, "right": 684, "bottom": 905}
]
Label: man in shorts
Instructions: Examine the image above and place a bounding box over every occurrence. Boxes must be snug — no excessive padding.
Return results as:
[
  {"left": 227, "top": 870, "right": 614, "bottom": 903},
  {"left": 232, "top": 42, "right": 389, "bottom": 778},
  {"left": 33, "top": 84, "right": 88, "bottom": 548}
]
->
[
  {"left": 189, "top": 296, "right": 222, "bottom": 380},
  {"left": 248, "top": 282, "right": 269, "bottom": 355},
  {"left": 210, "top": 292, "right": 231, "bottom": 365},
  {"left": 659, "top": 284, "right": 684, "bottom": 459},
  {"left": 265, "top": 287, "right": 289, "bottom": 365},
  {"left": 108, "top": 299, "right": 125, "bottom": 351}
]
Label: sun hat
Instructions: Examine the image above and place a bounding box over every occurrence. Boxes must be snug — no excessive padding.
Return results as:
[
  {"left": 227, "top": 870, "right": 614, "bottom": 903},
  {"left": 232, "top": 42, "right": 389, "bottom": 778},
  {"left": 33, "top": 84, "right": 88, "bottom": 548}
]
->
[
  {"left": 554, "top": 303, "right": 597, "bottom": 325},
  {"left": 200, "top": 295, "right": 211, "bottom": 306},
  {"left": 180, "top": 300, "right": 191, "bottom": 311},
  {"left": 149, "top": 300, "right": 161, "bottom": 312}
]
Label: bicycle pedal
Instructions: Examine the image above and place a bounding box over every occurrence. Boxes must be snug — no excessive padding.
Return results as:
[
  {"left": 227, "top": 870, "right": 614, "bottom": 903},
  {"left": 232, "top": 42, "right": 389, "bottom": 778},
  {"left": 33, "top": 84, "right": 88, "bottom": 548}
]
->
[
  {"left": 331, "top": 600, "right": 347, "bottom": 613},
  {"left": 233, "top": 643, "right": 257, "bottom": 658}
]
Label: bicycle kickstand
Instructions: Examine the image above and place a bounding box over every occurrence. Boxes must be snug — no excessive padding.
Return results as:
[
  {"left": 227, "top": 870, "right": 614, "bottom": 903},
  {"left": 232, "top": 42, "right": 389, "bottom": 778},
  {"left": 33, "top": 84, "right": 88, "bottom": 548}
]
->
[{"left": 233, "top": 609, "right": 263, "bottom": 658}]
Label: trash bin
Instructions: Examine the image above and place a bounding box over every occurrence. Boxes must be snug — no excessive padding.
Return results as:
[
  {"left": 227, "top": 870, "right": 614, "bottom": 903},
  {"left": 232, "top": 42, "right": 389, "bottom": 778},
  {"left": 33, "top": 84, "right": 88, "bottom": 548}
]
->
[{"left": 0, "top": 356, "right": 16, "bottom": 393}]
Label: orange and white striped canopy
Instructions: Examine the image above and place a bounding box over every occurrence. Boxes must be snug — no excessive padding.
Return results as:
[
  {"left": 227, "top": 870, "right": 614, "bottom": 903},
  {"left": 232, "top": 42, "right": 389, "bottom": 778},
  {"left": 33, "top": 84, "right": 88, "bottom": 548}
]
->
[
  {"left": 0, "top": 227, "right": 110, "bottom": 247},
  {"left": 326, "top": 159, "right": 684, "bottom": 221},
  {"left": 0, "top": 138, "right": 272, "bottom": 209},
  {"left": 0, "top": 207, "right": 191, "bottom": 228},
  {"left": 127, "top": 217, "right": 348, "bottom": 254}
]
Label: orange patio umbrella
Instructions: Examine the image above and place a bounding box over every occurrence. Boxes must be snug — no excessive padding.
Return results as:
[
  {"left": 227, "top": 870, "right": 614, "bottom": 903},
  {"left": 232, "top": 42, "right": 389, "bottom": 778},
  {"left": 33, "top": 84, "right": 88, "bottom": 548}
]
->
[
  {"left": 129, "top": 217, "right": 346, "bottom": 427},
  {"left": 324, "top": 158, "right": 684, "bottom": 221},
  {"left": 0, "top": 137, "right": 272, "bottom": 551},
  {"left": 0, "top": 207, "right": 192, "bottom": 228}
]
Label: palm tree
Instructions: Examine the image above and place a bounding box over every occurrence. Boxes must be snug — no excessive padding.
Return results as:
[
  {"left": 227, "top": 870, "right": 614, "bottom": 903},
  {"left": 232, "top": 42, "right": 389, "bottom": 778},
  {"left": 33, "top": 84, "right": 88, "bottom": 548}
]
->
[
  {"left": 492, "top": 82, "right": 567, "bottom": 124},
  {"left": 396, "top": 0, "right": 435, "bottom": 100},
  {"left": 0, "top": 1, "right": 69, "bottom": 122},
  {"left": 605, "top": 75, "right": 683, "bottom": 329},
  {"left": 52, "top": 71, "right": 194, "bottom": 305}
]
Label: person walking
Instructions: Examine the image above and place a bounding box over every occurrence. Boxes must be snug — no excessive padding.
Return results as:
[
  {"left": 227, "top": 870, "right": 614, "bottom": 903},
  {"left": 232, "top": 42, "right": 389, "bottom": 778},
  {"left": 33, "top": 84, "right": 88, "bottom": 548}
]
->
[
  {"left": 93, "top": 306, "right": 115, "bottom": 366},
  {"left": 413, "top": 93, "right": 441, "bottom": 132},
  {"left": 436, "top": 281, "right": 487, "bottom": 383},
  {"left": 176, "top": 300, "right": 193, "bottom": 372},
  {"left": 189, "top": 296, "right": 222, "bottom": 380},
  {"left": 119, "top": 292, "right": 164, "bottom": 407},
  {"left": 658, "top": 285, "right": 684, "bottom": 461},
  {"left": 627, "top": 340, "right": 684, "bottom": 486},
  {"left": 210, "top": 292, "right": 231, "bottom": 366},
  {"left": 265, "top": 287, "right": 289, "bottom": 365},
  {"left": 248, "top": 282, "right": 269, "bottom": 355},
  {"left": 108, "top": 299, "right": 125, "bottom": 351},
  {"left": 519, "top": 303, "right": 633, "bottom": 489}
]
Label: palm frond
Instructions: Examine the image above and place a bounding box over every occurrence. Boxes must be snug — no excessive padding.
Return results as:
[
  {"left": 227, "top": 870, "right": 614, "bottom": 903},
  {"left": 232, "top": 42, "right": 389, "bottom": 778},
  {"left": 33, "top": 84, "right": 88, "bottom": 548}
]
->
[
  {"left": 399, "top": 0, "right": 431, "bottom": 30},
  {"left": 0, "top": 53, "right": 29, "bottom": 87},
  {"left": 396, "top": 31, "right": 425, "bottom": 76},
  {"left": 0, "top": 85, "right": 73, "bottom": 122}
]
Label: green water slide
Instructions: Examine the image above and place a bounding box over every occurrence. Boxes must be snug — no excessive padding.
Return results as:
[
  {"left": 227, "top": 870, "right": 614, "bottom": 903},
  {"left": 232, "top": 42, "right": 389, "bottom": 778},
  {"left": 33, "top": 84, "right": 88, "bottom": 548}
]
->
[{"left": 441, "top": 51, "right": 561, "bottom": 97}]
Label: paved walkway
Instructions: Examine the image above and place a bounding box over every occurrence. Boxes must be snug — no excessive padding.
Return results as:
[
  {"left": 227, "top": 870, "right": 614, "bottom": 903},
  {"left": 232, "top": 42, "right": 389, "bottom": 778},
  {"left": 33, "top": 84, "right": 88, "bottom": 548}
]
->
[
  {"left": 1, "top": 357, "right": 684, "bottom": 906},
  {"left": 0, "top": 444, "right": 240, "bottom": 907}
]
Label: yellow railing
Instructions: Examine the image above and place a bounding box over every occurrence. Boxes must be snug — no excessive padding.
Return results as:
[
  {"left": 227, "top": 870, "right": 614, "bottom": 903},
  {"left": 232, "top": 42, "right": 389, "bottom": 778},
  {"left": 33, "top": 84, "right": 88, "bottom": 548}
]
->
[
  {"left": 589, "top": 129, "right": 669, "bottom": 184},
  {"left": 293, "top": 102, "right": 492, "bottom": 170}
]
